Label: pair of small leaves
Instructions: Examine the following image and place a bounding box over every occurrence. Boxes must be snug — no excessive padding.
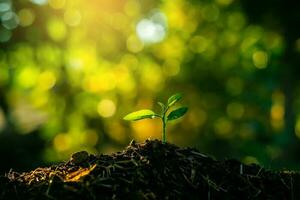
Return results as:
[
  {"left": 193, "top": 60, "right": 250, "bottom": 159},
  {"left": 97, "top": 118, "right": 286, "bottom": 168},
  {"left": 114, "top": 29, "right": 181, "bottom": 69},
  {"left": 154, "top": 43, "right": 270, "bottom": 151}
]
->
[
  {"left": 123, "top": 93, "right": 187, "bottom": 121},
  {"left": 157, "top": 93, "right": 182, "bottom": 112}
]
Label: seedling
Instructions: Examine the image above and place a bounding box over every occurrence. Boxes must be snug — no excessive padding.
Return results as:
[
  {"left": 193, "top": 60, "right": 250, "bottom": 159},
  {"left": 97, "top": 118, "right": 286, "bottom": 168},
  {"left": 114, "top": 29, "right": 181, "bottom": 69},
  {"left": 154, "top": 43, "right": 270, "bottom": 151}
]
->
[{"left": 123, "top": 93, "right": 188, "bottom": 144}]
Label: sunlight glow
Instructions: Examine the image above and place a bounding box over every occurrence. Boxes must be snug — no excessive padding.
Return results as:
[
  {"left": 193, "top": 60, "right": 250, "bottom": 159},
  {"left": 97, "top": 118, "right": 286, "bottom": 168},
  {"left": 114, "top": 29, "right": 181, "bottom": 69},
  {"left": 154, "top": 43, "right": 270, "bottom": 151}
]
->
[
  {"left": 136, "top": 10, "right": 167, "bottom": 44},
  {"left": 132, "top": 120, "right": 161, "bottom": 141}
]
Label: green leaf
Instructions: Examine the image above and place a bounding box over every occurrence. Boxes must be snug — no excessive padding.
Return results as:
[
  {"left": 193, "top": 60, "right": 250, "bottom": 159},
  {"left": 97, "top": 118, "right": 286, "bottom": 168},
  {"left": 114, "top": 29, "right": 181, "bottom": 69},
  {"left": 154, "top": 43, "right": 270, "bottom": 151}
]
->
[
  {"left": 123, "top": 109, "right": 157, "bottom": 121},
  {"left": 167, "top": 107, "right": 188, "bottom": 121},
  {"left": 157, "top": 102, "right": 166, "bottom": 110},
  {"left": 167, "top": 93, "right": 182, "bottom": 107}
]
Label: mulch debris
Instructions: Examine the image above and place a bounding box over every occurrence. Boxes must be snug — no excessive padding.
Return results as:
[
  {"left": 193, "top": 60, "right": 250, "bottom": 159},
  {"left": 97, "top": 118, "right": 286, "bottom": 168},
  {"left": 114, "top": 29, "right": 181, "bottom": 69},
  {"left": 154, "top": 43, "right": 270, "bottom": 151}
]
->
[{"left": 0, "top": 139, "right": 299, "bottom": 199}]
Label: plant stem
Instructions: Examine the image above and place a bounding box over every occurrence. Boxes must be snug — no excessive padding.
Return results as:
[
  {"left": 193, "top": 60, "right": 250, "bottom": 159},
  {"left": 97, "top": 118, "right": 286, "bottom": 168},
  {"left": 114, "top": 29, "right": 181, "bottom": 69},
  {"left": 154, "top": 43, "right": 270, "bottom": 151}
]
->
[
  {"left": 162, "top": 116, "right": 167, "bottom": 144},
  {"left": 161, "top": 106, "right": 168, "bottom": 144}
]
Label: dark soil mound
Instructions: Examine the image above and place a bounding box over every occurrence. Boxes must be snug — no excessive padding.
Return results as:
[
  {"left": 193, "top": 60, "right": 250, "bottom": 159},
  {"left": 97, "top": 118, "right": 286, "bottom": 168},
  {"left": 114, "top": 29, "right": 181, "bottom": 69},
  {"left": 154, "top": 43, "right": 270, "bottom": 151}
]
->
[{"left": 0, "top": 139, "right": 299, "bottom": 199}]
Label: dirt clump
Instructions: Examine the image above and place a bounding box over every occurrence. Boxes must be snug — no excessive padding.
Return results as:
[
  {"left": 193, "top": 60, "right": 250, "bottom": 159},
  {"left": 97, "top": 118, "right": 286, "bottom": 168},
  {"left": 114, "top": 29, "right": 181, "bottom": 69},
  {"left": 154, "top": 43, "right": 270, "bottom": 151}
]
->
[{"left": 0, "top": 139, "right": 299, "bottom": 199}]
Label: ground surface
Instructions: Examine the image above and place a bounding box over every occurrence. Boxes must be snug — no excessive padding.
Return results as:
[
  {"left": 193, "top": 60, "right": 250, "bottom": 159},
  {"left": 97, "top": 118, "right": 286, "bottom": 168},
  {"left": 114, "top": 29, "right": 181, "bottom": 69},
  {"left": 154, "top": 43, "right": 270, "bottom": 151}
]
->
[{"left": 0, "top": 139, "right": 299, "bottom": 200}]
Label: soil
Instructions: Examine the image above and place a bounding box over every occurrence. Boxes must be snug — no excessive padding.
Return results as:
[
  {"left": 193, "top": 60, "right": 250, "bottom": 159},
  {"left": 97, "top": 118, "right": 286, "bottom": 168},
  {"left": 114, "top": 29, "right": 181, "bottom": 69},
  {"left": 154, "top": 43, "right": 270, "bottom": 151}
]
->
[{"left": 0, "top": 139, "right": 299, "bottom": 200}]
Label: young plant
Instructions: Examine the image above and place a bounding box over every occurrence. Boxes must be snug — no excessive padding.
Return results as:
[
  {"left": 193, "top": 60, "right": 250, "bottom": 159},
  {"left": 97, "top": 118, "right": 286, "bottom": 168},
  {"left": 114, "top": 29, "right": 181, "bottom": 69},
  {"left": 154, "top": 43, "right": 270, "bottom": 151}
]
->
[{"left": 123, "top": 93, "right": 188, "bottom": 144}]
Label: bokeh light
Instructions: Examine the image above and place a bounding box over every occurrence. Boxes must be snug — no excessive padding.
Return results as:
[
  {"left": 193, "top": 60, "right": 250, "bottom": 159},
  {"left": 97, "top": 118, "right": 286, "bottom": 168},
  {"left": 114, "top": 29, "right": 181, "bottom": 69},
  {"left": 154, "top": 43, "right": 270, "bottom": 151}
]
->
[
  {"left": 0, "top": 108, "right": 6, "bottom": 131},
  {"left": 136, "top": 10, "right": 167, "bottom": 44},
  {"left": 0, "top": 1, "right": 11, "bottom": 12},
  {"left": 18, "top": 9, "right": 35, "bottom": 27},
  {"left": 252, "top": 51, "right": 268, "bottom": 69},
  {"left": 97, "top": 99, "right": 116, "bottom": 118},
  {"left": 1, "top": 11, "right": 19, "bottom": 30},
  {"left": 31, "top": 0, "right": 48, "bottom": 5}
]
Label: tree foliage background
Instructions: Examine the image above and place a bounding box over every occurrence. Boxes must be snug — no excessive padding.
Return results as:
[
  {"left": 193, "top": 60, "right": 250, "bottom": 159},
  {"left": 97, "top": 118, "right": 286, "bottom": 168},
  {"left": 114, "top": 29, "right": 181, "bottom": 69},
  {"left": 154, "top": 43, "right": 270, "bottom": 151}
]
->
[{"left": 0, "top": 0, "right": 299, "bottom": 173}]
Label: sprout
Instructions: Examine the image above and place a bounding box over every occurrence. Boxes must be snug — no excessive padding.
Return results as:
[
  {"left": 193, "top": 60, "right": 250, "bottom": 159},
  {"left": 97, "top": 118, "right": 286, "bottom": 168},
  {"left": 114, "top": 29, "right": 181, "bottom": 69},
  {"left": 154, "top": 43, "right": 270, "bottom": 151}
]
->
[{"left": 123, "top": 93, "right": 188, "bottom": 144}]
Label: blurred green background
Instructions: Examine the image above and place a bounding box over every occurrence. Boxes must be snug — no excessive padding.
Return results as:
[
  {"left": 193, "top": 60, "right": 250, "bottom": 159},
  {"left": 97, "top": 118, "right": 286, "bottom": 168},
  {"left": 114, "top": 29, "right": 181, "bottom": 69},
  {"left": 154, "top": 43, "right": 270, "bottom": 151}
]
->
[{"left": 0, "top": 0, "right": 300, "bottom": 173}]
